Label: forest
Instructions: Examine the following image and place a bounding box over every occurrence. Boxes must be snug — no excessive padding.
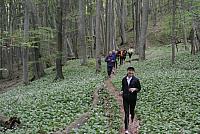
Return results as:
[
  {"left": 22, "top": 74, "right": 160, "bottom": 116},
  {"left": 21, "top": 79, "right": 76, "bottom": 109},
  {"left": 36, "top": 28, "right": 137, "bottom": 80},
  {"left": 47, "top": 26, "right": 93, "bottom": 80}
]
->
[{"left": 0, "top": 0, "right": 200, "bottom": 133}]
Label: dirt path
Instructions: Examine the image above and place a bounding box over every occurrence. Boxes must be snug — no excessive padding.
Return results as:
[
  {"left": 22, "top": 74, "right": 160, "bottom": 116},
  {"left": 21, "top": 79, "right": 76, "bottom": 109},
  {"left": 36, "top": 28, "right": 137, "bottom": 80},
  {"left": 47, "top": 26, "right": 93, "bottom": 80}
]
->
[
  {"left": 105, "top": 78, "right": 139, "bottom": 134},
  {"left": 55, "top": 77, "right": 140, "bottom": 134}
]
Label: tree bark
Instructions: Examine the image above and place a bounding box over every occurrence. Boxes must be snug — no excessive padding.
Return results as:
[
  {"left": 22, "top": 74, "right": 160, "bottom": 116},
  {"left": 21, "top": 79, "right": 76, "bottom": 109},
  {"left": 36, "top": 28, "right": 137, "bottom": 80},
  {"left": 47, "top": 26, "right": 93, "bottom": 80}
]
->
[
  {"left": 139, "top": 0, "right": 149, "bottom": 61},
  {"left": 96, "top": 0, "right": 101, "bottom": 73},
  {"left": 191, "top": 18, "right": 199, "bottom": 54},
  {"left": 135, "top": 0, "right": 141, "bottom": 54},
  {"left": 29, "top": 0, "right": 45, "bottom": 80},
  {"left": 120, "top": 0, "right": 127, "bottom": 45},
  {"left": 78, "top": 0, "right": 87, "bottom": 65},
  {"left": 23, "top": 0, "right": 29, "bottom": 85},
  {"left": 152, "top": 0, "right": 157, "bottom": 27},
  {"left": 132, "top": 0, "right": 136, "bottom": 46},
  {"left": 55, "top": 0, "right": 64, "bottom": 80},
  {"left": 7, "top": 1, "right": 14, "bottom": 80},
  {"left": 0, "top": 2, "right": 3, "bottom": 79},
  {"left": 110, "top": 0, "right": 115, "bottom": 50},
  {"left": 0, "top": 46, "right": 3, "bottom": 79},
  {"left": 179, "top": 0, "right": 188, "bottom": 50},
  {"left": 7, "top": 47, "right": 13, "bottom": 80},
  {"left": 171, "top": 0, "right": 176, "bottom": 63},
  {"left": 106, "top": 0, "right": 112, "bottom": 52}
]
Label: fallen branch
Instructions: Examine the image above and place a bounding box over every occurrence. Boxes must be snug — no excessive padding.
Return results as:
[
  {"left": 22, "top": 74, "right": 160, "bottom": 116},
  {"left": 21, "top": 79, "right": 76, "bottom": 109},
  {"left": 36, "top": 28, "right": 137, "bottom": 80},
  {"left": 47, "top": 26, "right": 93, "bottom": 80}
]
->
[{"left": 0, "top": 114, "right": 21, "bottom": 132}]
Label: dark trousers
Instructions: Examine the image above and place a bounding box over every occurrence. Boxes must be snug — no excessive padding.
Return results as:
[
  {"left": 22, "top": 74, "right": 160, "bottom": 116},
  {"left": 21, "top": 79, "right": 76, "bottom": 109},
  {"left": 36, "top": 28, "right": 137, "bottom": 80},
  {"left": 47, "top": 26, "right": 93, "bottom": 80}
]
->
[
  {"left": 128, "top": 53, "right": 133, "bottom": 59},
  {"left": 120, "top": 57, "right": 123, "bottom": 65},
  {"left": 123, "top": 95, "right": 137, "bottom": 130},
  {"left": 107, "top": 66, "right": 113, "bottom": 76}
]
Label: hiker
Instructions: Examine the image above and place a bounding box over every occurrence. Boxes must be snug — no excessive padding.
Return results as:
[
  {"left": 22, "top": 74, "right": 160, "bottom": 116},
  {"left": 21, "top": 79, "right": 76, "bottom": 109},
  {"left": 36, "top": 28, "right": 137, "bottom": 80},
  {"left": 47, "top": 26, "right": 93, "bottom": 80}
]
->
[
  {"left": 115, "top": 50, "right": 118, "bottom": 69},
  {"left": 120, "top": 67, "right": 141, "bottom": 134},
  {"left": 122, "top": 49, "right": 127, "bottom": 63},
  {"left": 116, "top": 49, "right": 121, "bottom": 62},
  {"left": 119, "top": 50, "right": 124, "bottom": 65},
  {"left": 105, "top": 51, "right": 115, "bottom": 78},
  {"left": 111, "top": 50, "right": 117, "bottom": 73},
  {"left": 127, "top": 47, "right": 134, "bottom": 59}
]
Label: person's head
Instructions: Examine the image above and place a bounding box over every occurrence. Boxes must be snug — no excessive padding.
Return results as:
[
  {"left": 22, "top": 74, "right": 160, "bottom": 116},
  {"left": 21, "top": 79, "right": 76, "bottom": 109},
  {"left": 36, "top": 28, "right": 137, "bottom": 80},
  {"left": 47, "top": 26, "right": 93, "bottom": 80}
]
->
[
  {"left": 127, "top": 67, "right": 135, "bottom": 77},
  {"left": 109, "top": 51, "right": 112, "bottom": 55},
  {"left": 112, "top": 50, "right": 115, "bottom": 53}
]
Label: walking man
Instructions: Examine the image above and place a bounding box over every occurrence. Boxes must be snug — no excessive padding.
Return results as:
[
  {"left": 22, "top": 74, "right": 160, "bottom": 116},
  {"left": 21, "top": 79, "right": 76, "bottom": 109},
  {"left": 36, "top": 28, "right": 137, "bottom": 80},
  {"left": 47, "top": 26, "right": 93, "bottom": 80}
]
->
[
  {"left": 128, "top": 47, "right": 134, "bottom": 59},
  {"left": 120, "top": 67, "right": 141, "bottom": 134},
  {"left": 119, "top": 50, "right": 124, "bottom": 65},
  {"left": 105, "top": 51, "right": 114, "bottom": 78},
  {"left": 111, "top": 50, "right": 117, "bottom": 71}
]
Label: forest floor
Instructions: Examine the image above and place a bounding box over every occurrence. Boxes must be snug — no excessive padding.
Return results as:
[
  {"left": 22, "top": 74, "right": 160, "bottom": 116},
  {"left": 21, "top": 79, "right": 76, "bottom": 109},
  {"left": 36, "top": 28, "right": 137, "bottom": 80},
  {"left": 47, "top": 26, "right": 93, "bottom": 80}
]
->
[
  {"left": 54, "top": 84, "right": 102, "bottom": 134},
  {"left": 54, "top": 69, "right": 140, "bottom": 134},
  {"left": 1, "top": 45, "right": 199, "bottom": 133}
]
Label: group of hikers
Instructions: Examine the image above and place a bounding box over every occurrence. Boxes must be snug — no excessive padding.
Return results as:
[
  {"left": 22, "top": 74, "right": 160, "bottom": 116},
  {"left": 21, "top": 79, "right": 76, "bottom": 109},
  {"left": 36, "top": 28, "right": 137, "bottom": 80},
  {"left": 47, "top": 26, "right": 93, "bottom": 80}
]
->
[
  {"left": 105, "top": 47, "right": 141, "bottom": 134},
  {"left": 105, "top": 48, "right": 134, "bottom": 78}
]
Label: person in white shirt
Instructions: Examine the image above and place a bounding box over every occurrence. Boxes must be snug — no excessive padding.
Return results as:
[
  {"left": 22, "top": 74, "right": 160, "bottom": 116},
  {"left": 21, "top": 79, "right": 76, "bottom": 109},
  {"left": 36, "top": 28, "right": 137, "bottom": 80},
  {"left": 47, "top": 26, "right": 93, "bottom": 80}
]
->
[
  {"left": 120, "top": 67, "right": 141, "bottom": 134},
  {"left": 128, "top": 48, "right": 134, "bottom": 59}
]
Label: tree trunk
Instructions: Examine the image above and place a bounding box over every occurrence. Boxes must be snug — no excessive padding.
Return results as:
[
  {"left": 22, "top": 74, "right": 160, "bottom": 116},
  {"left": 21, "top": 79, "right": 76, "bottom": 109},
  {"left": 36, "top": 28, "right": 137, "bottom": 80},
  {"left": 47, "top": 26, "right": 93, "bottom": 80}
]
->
[
  {"left": 120, "top": 0, "right": 127, "bottom": 45},
  {"left": 100, "top": 12, "right": 106, "bottom": 55},
  {"left": 106, "top": 0, "right": 111, "bottom": 52},
  {"left": 171, "top": 0, "right": 176, "bottom": 63},
  {"left": 0, "top": 46, "right": 3, "bottom": 79},
  {"left": 0, "top": 4, "right": 3, "bottom": 79},
  {"left": 132, "top": 0, "right": 136, "bottom": 45},
  {"left": 7, "top": 47, "right": 13, "bottom": 80},
  {"left": 113, "top": 0, "right": 117, "bottom": 50},
  {"left": 191, "top": 18, "right": 199, "bottom": 54},
  {"left": 196, "top": 18, "right": 200, "bottom": 52},
  {"left": 78, "top": 0, "right": 87, "bottom": 65},
  {"left": 110, "top": 0, "right": 115, "bottom": 50},
  {"left": 139, "top": 0, "right": 149, "bottom": 60},
  {"left": 55, "top": 0, "right": 64, "bottom": 80},
  {"left": 152, "top": 0, "right": 157, "bottom": 27},
  {"left": 62, "top": 0, "right": 71, "bottom": 62},
  {"left": 135, "top": 0, "right": 140, "bottom": 54},
  {"left": 180, "top": 0, "right": 188, "bottom": 50},
  {"left": 8, "top": 1, "right": 14, "bottom": 80},
  {"left": 66, "top": 38, "right": 75, "bottom": 57},
  {"left": 23, "top": 0, "right": 29, "bottom": 85},
  {"left": 96, "top": 0, "right": 102, "bottom": 73},
  {"left": 29, "top": 0, "right": 45, "bottom": 80}
]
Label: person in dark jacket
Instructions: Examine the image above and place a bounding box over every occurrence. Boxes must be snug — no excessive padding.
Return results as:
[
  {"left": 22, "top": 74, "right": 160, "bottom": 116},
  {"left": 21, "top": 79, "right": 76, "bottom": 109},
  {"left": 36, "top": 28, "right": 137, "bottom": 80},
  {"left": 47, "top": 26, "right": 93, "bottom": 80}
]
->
[
  {"left": 120, "top": 67, "right": 141, "bottom": 134},
  {"left": 111, "top": 50, "right": 117, "bottom": 72},
  {"left": 123, "top": 49, "right": 127, "bottom": 63},
  {"left": 116, "top": 49, "right": 121, "bottom": 62},
  {"left": 119, "top": 50, "right": 124, "bottom": 65},
  {"left": 105, "top": 51, "right": 115, "bottom": 78}
]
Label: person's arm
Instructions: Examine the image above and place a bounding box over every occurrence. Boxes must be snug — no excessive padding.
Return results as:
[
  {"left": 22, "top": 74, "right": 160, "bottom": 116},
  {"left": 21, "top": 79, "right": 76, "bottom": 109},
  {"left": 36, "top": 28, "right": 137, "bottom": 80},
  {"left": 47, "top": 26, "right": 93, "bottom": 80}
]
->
[
  {"left": 105, "top": 56, "right": 109, "bottom": 62},
  {"left": 135, "top": 79, "right": 141, "bottom": 93},
  {"left": 129, "top": 79, "right": 141, "bottom": 93},
  {"left": 120, "top": 79, "right": 124, "bottom": 95}
]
